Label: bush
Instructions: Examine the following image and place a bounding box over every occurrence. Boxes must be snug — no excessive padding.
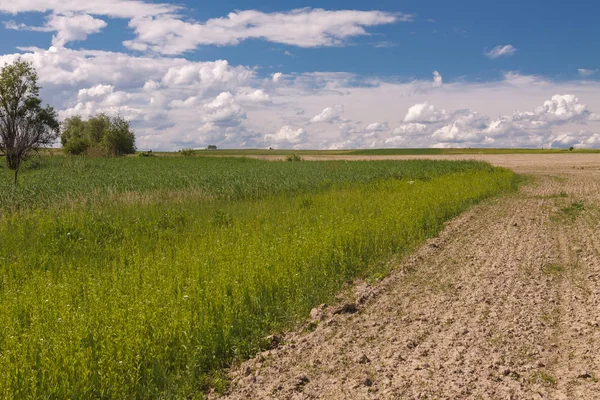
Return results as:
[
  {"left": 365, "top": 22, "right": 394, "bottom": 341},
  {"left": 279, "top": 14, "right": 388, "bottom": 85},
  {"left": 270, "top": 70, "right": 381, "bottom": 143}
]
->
[
  {"left": 180, "top": 148, "right": 195, "bottom": 156},
  {"left": 286, "top": 153, "right": 303, "bottom": 162}
]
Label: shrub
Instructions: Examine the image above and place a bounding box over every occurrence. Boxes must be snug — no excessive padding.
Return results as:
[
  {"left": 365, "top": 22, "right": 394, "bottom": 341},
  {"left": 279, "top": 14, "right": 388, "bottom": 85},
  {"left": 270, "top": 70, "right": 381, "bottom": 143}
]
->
[
  {"left": 286, "top": 153, "right": 303, "bottom": 162},
  {"left": 180, "top": 148, "right": 195, "bottom": 156},
  {"left": 61, "top": 114, "right": 135, "bottom": 156}
]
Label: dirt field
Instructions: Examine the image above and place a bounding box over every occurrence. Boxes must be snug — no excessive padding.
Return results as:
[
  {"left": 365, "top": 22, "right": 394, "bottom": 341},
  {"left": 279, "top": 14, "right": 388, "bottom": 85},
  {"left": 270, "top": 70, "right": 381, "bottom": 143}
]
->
[{"left": 217, "top": 154, "right": 600, "bottom": 399}]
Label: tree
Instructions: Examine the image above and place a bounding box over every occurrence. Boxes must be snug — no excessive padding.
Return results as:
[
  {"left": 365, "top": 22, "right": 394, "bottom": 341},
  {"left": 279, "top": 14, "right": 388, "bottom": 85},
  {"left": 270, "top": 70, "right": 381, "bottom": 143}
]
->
[
  {"left": 0, "top": 60, "right": 59, "bottom": 184},
  {"left": 61, "top": 116, "right": 89, "bottom": 155},
  {"left": 61, "top": 114, "right": 136, "bottom": 156},
  {"left": 103, "top": 115, "right": 135, "bottom": 156}
]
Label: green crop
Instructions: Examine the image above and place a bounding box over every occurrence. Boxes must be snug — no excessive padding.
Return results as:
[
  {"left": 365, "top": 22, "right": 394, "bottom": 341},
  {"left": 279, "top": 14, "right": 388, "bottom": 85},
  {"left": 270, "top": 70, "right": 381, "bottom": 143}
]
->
[{"left": 0, "top": 156, "right": 518, "bottom": 398}]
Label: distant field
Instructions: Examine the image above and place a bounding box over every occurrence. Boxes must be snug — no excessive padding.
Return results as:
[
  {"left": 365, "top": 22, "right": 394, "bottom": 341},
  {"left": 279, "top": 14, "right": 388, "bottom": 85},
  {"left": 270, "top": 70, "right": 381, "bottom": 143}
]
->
[
  {"left": 38, "top": 147, "right": 600, "bottom": 159},
  {"left": 0, "top": 156, "right": 518, "bottom": 398}
]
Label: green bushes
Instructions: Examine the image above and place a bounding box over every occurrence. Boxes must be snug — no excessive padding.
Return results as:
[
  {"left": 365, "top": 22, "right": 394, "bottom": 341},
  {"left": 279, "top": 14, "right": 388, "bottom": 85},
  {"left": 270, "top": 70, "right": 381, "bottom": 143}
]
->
[
  {"left": 0, "top": 158, "right": 518, "bottom": 398},
  {"left": 61, "top": 114, "right": 136, "bottom": 156}
]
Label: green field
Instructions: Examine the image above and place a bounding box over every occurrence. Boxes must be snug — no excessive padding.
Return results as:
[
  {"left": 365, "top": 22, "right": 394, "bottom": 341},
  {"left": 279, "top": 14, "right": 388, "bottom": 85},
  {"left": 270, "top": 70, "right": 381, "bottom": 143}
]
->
[{"left": 0, "top": 156, "right": 518, "bottom": 398}]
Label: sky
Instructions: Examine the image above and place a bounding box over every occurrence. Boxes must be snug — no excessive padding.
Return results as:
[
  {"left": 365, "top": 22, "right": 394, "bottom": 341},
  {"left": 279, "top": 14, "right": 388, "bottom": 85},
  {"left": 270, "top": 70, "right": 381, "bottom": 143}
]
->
[{"left": 1, "top": 0, "right": 599, "bottom": 150}]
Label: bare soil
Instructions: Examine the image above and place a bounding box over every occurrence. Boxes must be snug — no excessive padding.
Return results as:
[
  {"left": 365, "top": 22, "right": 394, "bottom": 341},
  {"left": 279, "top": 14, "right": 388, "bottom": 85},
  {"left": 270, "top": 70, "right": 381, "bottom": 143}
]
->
[{"left": 216, "top": 154, "right": 600, "bottom": 399}]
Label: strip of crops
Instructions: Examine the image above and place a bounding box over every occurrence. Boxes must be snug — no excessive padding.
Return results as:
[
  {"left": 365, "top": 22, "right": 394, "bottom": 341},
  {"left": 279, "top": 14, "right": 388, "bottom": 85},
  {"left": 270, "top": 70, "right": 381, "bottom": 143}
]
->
[
  {"left": 2, "top": 156, "right": 498, "bottom": 212},
  {"left": 0, "top": 158, "right": 518, "bottom": 398}
]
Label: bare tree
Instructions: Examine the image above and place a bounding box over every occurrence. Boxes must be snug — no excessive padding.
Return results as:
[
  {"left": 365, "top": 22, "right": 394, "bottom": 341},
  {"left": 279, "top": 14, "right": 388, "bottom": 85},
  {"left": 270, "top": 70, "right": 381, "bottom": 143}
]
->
[{"left": 0, "top": 59, "right": 59, "bottom": 184}]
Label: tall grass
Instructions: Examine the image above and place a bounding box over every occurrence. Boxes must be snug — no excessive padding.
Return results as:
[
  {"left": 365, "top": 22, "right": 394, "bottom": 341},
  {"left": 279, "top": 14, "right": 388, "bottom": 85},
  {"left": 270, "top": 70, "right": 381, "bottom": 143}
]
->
[
  {"left": 1, "top": 156, "right": 497, "bottom": 212},
  {"left": 0, "top": 157, "right": 518, "bottom": 398}
]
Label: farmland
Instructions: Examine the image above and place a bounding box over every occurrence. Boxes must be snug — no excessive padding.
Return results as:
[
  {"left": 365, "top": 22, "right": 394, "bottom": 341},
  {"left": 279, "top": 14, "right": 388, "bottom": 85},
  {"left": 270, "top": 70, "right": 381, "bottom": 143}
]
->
[{"left": 0, "top": 155, "right": 517, "bottom": 398}]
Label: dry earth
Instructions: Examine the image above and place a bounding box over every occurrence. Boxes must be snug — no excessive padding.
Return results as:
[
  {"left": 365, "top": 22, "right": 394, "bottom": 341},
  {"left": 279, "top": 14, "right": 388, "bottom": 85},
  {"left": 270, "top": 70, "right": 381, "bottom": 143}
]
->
[{"left": 216, "top": 154, "right": 600, "bottom": 400}]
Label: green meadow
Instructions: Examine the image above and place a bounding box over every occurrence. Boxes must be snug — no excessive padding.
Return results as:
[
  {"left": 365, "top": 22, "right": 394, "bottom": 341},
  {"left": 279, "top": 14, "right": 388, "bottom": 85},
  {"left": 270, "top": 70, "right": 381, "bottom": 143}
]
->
[{"left": 0, "top": 156, "right": 518, "bottom": 398}]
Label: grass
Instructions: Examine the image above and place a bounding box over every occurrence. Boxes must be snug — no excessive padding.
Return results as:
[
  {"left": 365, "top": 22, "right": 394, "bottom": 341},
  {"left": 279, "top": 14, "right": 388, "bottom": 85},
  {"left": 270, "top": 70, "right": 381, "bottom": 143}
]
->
[
  {"left": 561, "top": 201, "right": 585, "bottom": 219},
  {"left": 543, "top": 264, "right": 565, "bottom": 275},
  {"left": 0, "top": 156, "right": 502, "bottom": 213},
  {"left": 0, "top": 156, "right": 518, "bottom": 398}
]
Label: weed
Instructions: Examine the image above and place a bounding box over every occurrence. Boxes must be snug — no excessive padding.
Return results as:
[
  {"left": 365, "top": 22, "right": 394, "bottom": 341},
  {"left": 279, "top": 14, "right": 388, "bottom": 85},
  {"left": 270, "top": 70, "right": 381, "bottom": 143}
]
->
[
  {"left": 543, "top": 264, "right": 565, "bottom": 274},
  {"left": 528, "top": 370, "right": 557, "bottom": 386},
  {"left": 561, "top": 201, "right": 585, "bottom": 219}
]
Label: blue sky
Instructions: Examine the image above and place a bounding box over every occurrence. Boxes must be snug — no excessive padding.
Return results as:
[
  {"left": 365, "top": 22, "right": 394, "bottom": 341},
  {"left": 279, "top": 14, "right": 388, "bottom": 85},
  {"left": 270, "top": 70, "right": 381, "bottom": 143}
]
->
[{"left": 1, "top": 0, "right": 599, "bottom": 150}]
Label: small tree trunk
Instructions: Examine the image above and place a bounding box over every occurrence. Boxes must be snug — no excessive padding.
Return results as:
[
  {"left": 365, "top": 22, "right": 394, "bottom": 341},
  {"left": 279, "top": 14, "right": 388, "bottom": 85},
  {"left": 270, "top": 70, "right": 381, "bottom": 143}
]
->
[
  {"left": 5, "top": 152, "right": 21, "bottom": 185},
  {"left": 6, "top": 152, "right": 20, "bottom": 170}
]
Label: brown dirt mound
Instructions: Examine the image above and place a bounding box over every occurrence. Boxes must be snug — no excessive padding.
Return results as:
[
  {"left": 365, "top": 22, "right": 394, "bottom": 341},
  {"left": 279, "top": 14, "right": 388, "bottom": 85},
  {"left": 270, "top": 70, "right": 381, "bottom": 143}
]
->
[{"left": 215, "top": 155, "right": 600, "bottom": 399}]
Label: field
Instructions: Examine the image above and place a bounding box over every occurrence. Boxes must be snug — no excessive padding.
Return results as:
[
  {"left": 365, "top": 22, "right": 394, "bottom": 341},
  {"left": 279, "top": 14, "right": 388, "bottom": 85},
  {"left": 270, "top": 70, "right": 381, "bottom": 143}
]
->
[
  {"left": 221, "top": 154, "right": 600, "bottom": 400},
  {"left": 0, "top": 155, "right": 517, "bottom": 398}
]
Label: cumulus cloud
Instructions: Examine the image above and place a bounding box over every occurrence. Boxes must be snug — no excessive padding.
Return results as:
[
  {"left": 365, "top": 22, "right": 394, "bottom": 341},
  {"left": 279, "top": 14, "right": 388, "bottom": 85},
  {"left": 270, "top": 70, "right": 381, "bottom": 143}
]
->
[
  {"left": 432, "top": 70, "right": 442, "bottom": 87},
  {"left": 264, "top": 126, "right": 308, "bottom": 146},
  {"left": 202, "top": 92, "right": 246, "bottom": 126},
  {"left": 1, "top": 46, "right": 599, "bottom": 150},
  {"left": 391, "top": 94, "right": 595, "bottom": 147},
  {"left": 485, "top": 44, "right": 517, "bottom": 59},
  {"left": 272, "top": 72, "right": 283, "bottom": 83},
  {"left": 393, "top": 123, "right": 427, "bottom": 135},
  {"left": 403, "top": 102, "right": 450, "bottom": 123},
  {"left": 78, "top": 84, "right": 114, "bottom": 99},
  {"left": 235, "top": 89, "right": 271, "bottom": 104},
  {"left": 310, "top": 105, "right": 346, "bottom": 123},
  {"left": 365, "top": 122, "right": 389, "bottom": 132}
]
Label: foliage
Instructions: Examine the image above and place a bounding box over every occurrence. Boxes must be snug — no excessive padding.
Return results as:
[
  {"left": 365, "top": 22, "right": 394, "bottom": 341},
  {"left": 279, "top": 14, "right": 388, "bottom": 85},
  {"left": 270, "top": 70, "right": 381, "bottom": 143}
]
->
[
  {"left": 286, "top": 153, "right": 303, "bottom": 162},
  {"left": 207, "top": 144, "right": 217, "bottom": 150},
  {"left": 0, "top": 59, "right": 59, "bottom": 182},
  {"left": 102, "top": 115, "right": 136, "bottom": 156},
  {"left": 61, "top": 114, "right": 135, "bottom": 156},
  {"left": 0, "top": 157, "right": 518, "bottom": 398},
  {"left": 180, "top": 148, "right": 195, "bottom": 156}
]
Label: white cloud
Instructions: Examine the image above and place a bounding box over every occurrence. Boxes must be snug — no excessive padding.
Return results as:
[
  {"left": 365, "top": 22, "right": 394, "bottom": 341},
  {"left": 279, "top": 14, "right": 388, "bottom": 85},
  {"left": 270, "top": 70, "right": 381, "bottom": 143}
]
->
[
  {"left": 532, "top": 94, "right": 589, "bottom": 123},
  {"left": 264, "top": 126, "right": 307, "bottom": 146},
  {"left": 403, "top": 102, "right": 450, "bottom": 123},
  {"left": 549, "top": 131, "right": 600, "bottom": 148},
  {"left": 5, "top": 13, "right": 108, "bottom": 47},
  {"left": 393, "top": 123, "right": 427, "bottom": 135},
  {"left": 78, "top": 84, "right": 114, "bottom": 99},
  {"left": 124, "top": 8, "right": 404, "bottom": 54},
  {"left": 485, "top": 44, "right": 517, "bottom": 59},
  {"left": 0, "top": 0, "right": 178, "bottom": 19},
  {"left": 310, "top": 105, "right": 346, "bottom": 123},
  {"left": 578, "top": 68, "right": 597, "bottom": 77},
  {"left": 3, "top": 3, "right": 406, "bottom": 54},
  {"left": 432, "top": 70, "right": 442, "bottom": 87},
  {"left": 365, "top": 122, "right": 389, "bottom": 132},
  {"left": 202, "top": 92, "right": 246, "bottom": 126},
  {"left": 272, "top": 72, "right": 283, "bottom": 83},
  {"left": 1, "top": 47, "right": 600, "bottom": 150},
  {"left": 235, "top": 89, "right": 271, "bottom": 104}
]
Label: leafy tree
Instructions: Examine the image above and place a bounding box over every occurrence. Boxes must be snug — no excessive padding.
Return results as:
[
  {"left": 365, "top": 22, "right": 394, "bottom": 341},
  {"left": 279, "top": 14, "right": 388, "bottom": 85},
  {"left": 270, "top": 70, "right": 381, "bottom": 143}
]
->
[
  {"left": 61, "top": 114, "right": 136, "bottom": 156},
  {"left": 61, "top": 116, "right": 89, "bottom": 155},
  {"left": 85, "top": 113, "right": 110, "bottom": 144},
  {"left": 0, "top": 59, "right": 59, "bottom": 183},
  {"left": 103, "top": 115, "right": 135, "bottom": 156}
]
